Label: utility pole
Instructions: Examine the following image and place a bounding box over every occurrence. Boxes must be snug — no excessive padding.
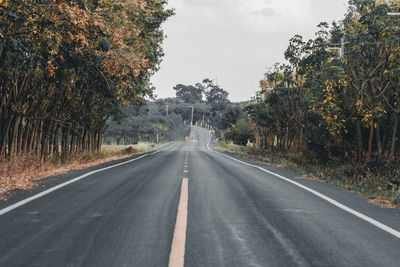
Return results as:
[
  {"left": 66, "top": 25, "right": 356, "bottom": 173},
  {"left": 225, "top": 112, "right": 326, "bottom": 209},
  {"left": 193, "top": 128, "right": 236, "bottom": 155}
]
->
[
  {"left": 340, "top": 36, "right": 345, "bottom": 58},
  {"left": 328, "top": 36, "right": 346, "bottom": 59},
  {"left": 166, "top": 104, "right": 169, "bottom": 115},
  {"left": 388, "top": 8, "right": 400, "bottom": 15},
  {"left": 187, "top": 106, "right": 194, "bottom": 126},
  {"left": 191, "top": 106, "right": 194, "bottom": 126},
  {"left": 385, "top": 0, "right": 400, "bottom": 15}
]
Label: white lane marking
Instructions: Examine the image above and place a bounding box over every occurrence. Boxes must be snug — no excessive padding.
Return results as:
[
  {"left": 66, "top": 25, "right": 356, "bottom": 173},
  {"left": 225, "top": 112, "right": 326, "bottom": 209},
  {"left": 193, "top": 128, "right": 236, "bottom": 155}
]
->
[
  {"left": 150, "top": 143, "right": 176, "bottom": 155},
  {"left": 0, "top": 143, "right": 178, "bottom": 216},
  {"left": 162, "top": 143, "right": 178, "bottom": 151},
  {"left": 206, "top": 131, "right": 400, "bottom": 239},
  {"left": 207, "top": 131, "right": 213, "bottom": 152},
  {"left": 169, "top": 178, "right": 189, "bottom": 267}
]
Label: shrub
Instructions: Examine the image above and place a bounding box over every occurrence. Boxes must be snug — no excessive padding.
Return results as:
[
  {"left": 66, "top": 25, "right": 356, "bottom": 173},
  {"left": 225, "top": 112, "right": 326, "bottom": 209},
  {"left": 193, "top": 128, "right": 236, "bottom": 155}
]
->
[{"left": 225, "top": 119, "right": 254, "bottom": 146}]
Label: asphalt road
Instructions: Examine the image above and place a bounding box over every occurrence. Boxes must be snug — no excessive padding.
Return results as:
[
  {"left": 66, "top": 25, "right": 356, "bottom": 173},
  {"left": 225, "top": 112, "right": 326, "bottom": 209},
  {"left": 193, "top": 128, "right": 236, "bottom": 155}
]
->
[{"left": 1, "top": 126, "right": 400, "bottom": 266}]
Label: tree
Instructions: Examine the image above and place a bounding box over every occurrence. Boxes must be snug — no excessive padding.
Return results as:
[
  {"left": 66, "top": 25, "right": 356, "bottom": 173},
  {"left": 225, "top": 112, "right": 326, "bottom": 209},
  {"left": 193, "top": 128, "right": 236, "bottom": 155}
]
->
[
  {"left": 244, "top": 0, "right": 400, "bottom": 165},
  {"left": 203, "top": 79, "right": 230, "bottom": 112},
  {"left": 0, "top": 0, "right": 173, "bottom": 160},
  {"left": 226, "top": 119, "right": 254, "bottom": 146},
  {"left": 173, "top": 84, "right": 204, "bottom": 103}
]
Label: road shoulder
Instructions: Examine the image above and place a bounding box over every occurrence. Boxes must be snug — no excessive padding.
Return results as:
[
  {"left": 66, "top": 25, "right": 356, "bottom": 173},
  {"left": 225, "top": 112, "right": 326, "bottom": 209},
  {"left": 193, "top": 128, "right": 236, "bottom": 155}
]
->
[
  {"left": 0, "top": 143, "right": 176, "bottom": 210},
  {"left": 211, "top": 148, "right": 400, "bottom": 234}
]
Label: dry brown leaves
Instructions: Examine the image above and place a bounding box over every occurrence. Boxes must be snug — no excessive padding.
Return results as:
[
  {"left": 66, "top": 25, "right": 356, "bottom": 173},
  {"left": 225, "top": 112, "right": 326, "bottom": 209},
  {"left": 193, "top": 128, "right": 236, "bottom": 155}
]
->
[
  {"left": 0, "top": 152, "right": 138, "bottom": 200},
  {"left": 369, "top": 198, "right": 400, "bottom": 209}
]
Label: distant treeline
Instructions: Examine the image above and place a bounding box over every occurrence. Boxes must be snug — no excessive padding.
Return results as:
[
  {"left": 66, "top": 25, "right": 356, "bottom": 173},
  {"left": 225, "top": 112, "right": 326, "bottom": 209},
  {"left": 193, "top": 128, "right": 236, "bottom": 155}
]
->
[
  {"left": 104, "top": 79, "right": 246, "bottom": 144},
  {"left": 104, "top": 100, "right": 190, "bottom": 144},
  {"left": 0, "top": 1, "right": 173, "bottom": 161}
]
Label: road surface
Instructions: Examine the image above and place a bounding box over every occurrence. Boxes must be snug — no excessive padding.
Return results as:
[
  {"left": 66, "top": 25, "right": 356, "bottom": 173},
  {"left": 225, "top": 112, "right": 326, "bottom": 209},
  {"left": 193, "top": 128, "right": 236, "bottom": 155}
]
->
[{"left": 0, "top": 126, "right": 399, "bottom": 266}]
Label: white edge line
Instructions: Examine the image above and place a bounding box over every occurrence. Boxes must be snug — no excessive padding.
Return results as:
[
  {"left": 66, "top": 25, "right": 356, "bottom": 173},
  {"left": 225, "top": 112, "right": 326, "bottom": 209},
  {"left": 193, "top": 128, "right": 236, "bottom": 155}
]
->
[
  {"left": 0, "top": 143, "right": 178, "bottom": 216},
  {"left": 207, "top": 131, "right": 212, "bottom": 152},
  {"left": 206, "top": 131, "right": 400, "bottom": 239}
]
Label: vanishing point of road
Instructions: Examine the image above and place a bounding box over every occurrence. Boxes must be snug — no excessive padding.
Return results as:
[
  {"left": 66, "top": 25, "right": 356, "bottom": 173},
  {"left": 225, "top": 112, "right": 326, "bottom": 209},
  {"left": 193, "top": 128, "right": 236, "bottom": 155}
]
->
[{"left": 1, "top": 126, "right": 400, "bottom": 266}]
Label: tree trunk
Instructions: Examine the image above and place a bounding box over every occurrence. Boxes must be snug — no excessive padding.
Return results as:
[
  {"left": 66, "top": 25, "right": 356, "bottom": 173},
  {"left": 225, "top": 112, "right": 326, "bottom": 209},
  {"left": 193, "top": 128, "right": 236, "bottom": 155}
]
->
[
  {"left": 28, "top": 126, "right": 36, "bottom": 153},
  {"left": 87, "top": 131, "right": 91, "bottom": 152},
  {"left": 50, "top": 122, "right": 57, "bottom": 157},
  {"left": 8, "top": 115, "right": 20, "bottom": 158},
  {"left": 375, "top": 121, "right": 382, "bottom": 155},
  {"left": 83, "top": 129, "right": 88, "bottom": 154},
  {"left": 356, "top": 118, "right": 363, "bottom": 162},
  {"left": 367, "top": 122, "right": 374, "bottom": 161},
  {"left": 0, "top": 115, "right": 13, "bottom": 159},
  {"left": 41, "top": 120, "right": 54, "bottom": 162},
  {"left": 69, "top": 133, "right": 75, "bottom": 156},
  {"left": 36, "top": 120, "right": 44, "bottom": 158},
  {"left": 97, "top": 130, "right": 102, "bottom": 152},
  {"left": 298, "top": 126, "right": 303, "bottom": 154},
  {"left": 53, "top": 125, "right": 61, "bottom": 155},
  {"left": 76, "top": 129, "right": 83, "bottom": 155},
  {"left": 22, "top": 121, "right": 30, "bottom": 153},
  {"left": 16, "top": 116, "right": 25, "bottom": 154},
  {"left": 61, "top": 126, "right": 70, "bottom": 159},
  {"left": 92, "top": 130, "right": 96, "bottom": 152},
  {"left": 390, "top": 113, "right": 399, "bottom": 158},
  {"left": 381, "top": 119, "right": 389, "bottom": 157},
  {"left": 285, "top": 126, "right": 289, "bottom": 149}
]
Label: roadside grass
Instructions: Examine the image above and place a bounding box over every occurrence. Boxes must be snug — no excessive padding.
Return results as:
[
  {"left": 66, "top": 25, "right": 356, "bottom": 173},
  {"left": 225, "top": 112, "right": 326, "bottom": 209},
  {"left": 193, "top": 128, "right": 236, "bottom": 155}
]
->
[
  {"left": 0, "top": 142, "right": 166, "bottom": 199},
  {"left": 216, "top": 141, "right": 400, "bottom": 209}
]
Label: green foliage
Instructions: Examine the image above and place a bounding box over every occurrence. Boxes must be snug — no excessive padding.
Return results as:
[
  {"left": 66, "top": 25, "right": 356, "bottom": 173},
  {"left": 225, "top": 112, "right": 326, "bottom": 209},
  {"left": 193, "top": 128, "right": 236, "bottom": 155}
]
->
[
  {"left": 304, "top": 110, "right": 330, "bottom": 161},
  {"left": 104, "top": 100, "right": 190, "bottom": 144},
  {"left": 104, "top": 87, "right": 245, "bottom": 145},
  {"left": 173, "top": 84, "right": 204, "bottom": 103},
  {"left": 0, "top": 0, "right": 173, "bottom": 160},
  {"left": 244, "top": 0, "right": 400, "bottom": 166},
  {"left": 203, "top": 79, "right": 230, "bottom": 112},
  {"left": 172, "top": 78, "right": 241, "bottom": 130},
  {"left": 228, "top": 0, "right": 400, "bottom": 203},
  {"left": 225, "top": 119, "right": 254, "bottom": 146}
]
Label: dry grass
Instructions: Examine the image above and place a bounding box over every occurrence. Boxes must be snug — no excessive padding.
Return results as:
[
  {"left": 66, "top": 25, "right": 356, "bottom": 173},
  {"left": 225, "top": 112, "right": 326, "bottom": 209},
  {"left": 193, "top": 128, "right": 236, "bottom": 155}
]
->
[
  {"left": 0, "top": 142, "right": 165, "bottom": 200},
  {"left": 216, "top": 141, "right": 400, "bottom": 209},
  {"left": 369, "top": 198, "right": 399, "bottom": 209},
  {"left": 101, "top": 142, "right": 161, "bottom": 153},
  {"left": 0, "top": 153, "right": 39, "bottom": 195}
]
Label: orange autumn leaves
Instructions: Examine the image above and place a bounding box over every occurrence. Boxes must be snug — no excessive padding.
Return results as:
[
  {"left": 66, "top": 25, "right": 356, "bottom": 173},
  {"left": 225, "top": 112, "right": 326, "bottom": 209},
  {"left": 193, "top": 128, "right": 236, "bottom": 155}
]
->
[
  {"left": 311, "top": 82, "right": 349, "bottom": 137},
  {"left": 38, "top": 0, "right": 157, "bottom": 99},
  {"left": 0, "top": 0, "right": 7, "bottom": 8}
]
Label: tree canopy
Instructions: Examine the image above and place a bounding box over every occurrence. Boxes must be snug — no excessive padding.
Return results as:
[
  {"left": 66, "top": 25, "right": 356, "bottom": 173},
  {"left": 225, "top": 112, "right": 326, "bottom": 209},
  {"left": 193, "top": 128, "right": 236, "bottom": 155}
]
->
[
  {"left": 0, "top": 0, "right": 173, "bottom": 161},
  {"left": 243, "top": 0, "right": 400, "bottom": 163}
]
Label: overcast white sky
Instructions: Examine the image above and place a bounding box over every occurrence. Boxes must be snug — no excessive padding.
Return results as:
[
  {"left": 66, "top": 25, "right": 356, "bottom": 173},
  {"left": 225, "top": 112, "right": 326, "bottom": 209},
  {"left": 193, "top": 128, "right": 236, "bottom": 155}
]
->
[{"left": 151, "top": 0, "right": 349, "bottom": 102}]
